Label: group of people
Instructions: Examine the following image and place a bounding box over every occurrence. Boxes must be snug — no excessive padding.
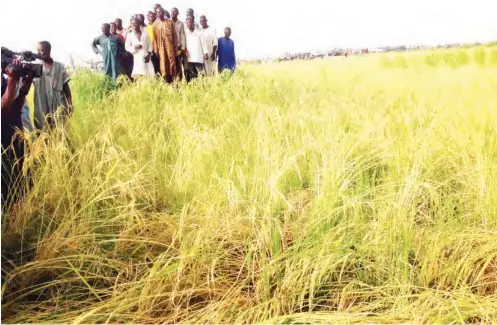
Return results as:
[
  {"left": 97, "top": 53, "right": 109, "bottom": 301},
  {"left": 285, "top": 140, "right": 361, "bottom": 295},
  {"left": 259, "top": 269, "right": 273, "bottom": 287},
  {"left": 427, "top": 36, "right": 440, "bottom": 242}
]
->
[
  {"left": 1, "top": 4, "right": 238, "bottom": 208},
  {"left": 92, "top": 5, "right": 237, "bottom": 83}
]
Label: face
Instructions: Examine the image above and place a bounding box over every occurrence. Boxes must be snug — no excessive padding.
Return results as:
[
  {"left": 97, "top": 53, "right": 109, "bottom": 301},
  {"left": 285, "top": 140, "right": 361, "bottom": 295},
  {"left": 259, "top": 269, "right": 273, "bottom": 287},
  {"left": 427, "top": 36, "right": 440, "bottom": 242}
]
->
[
  {"left": 131, "top": 19, "right": 140, "bottom": 31},
  {"left": 147, "top": 13, "right": 156, "bottom": 24},
  {"left": 156, "top": 7, "right": 164, "bottom": 19},
  {"left": 200, "top": 16, "right": 207, "bottom": 29},
  {"left": 225, "top": 28, "right": 231, "bottom": 38},
  {"left": 171, "top": 8, "right": 178, "bottom": 18},
  {"left": 115, "top": 19, "right": 122, "bottom": 28},
  {"left": 102, "top": 24, "right": 111, "bottom": 35},
  {"left": 110, "top": 23, "right": 117, "bottom": 34},
  {"left": 186, "top": 18, "right": 193, "bottom": 30},
  {"left": 37, "top": 43, "right": 51, "bottom": 61},
  {"left": 186, "top": 9, "right": 193, "bottom": 16},
  {"left": 138, "top": 14, "right": 145, "bottom": 24}
]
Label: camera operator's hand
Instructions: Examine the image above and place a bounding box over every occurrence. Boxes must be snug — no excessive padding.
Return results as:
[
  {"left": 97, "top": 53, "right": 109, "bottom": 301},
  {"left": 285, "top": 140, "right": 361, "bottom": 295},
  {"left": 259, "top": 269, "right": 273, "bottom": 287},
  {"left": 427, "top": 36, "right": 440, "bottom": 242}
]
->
[
  {"left": 18, "top": 75, "right": 34, "bottom": 97},
  {"left": 6, "top": 59, "right": 22, "bottom": 81}
]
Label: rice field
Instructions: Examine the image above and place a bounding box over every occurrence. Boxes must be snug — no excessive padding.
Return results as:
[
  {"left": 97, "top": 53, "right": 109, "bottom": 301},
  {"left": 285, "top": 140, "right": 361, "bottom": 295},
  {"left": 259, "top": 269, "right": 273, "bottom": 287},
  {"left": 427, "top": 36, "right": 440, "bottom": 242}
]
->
[{"left": 2, "top": 46, "right": 497, "bottom": 324}]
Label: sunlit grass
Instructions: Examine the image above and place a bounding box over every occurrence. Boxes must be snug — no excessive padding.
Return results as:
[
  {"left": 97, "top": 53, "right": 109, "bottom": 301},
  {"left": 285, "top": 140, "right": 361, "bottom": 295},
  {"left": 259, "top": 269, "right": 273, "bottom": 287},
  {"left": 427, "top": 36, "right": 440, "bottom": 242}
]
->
[{"left": 2, "top": 46, "right": 497, "bottom": 324}]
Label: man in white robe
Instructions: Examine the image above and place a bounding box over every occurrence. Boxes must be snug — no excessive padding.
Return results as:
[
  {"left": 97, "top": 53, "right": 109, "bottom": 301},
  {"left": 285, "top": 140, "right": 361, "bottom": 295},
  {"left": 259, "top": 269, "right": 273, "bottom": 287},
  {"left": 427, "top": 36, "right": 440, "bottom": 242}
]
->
[{"left": 199, "top": 15, "right": 218, "bottom": 76}]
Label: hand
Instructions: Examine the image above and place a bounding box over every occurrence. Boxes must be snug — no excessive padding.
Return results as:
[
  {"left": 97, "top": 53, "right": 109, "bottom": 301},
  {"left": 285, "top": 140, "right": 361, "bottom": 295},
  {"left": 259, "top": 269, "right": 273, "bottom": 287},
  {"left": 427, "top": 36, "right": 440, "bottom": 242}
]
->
[
  {"left": 67, "top": 104, "right": 74, "bottom": 116},
  {"left": 144, "top": 54, "right": 151, "bottom": 63},
  {"left": 176, "top": 49, "right": 183, "bottom": 56},
  {"left": 185, "top": 49, "right": 189, "bottom": 57},
  {"left": 134, "top": 44, "right": 143, "bottom": 50},
  {"left": 203, "top": 53, "right": 209, "bottom": 61},
  {"left": 210, "top": 53, "right": 217, "bottom": 61},
  {"left": 6, "top": 59, "right": 22, "bottom": 80},
  {"left": 19, "top": 75, "right": 34, "bottom": 95}
]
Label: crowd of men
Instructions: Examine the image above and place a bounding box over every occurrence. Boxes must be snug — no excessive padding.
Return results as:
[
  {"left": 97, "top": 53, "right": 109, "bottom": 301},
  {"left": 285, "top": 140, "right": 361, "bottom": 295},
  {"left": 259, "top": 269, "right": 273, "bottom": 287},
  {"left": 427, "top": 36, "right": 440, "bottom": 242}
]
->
[
  {"left": 1, "top": 4, "right": 236, "bottom": 210},
  {"left": 92, "top": 5, "right": 237, "bottom": 83}
]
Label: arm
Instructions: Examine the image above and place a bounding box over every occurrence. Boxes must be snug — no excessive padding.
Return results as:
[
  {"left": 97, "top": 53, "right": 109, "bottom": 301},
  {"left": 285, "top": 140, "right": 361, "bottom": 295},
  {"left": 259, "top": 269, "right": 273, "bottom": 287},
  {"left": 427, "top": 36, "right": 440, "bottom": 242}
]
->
[
  {"left": 180, "top": 24, "right": 186, "bottom": 51},
  {"left": 1, "top": 76, "right": 20, "bottom": 115},
  {"left": 63, "top": 83, "right": 73, "bottom": 114},
  {"left": 201, "top": 34, "right": 209, "bottom": 60},
  {"left": 4, "top": 75, "right": 32, "bottom": 117},
  {"left": 61, "top": 65, "right": 73, "bottom": 114},
  {"left": 92, "top": 37, "right": 101, "bottom": 54},
  {"left": 211, "top": 30, "right": 218, "bottom": 61},
  {"left": 171, "top": 22, "right": 178, "bottom": 55},
  {"left": 125, "top": 34, "right": 136, "bottom": 54}
]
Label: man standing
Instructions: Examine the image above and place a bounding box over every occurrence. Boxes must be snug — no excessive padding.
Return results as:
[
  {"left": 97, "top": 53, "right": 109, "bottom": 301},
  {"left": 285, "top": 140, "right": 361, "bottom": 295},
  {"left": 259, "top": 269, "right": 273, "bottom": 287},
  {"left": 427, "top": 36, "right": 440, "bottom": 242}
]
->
[
  {"left": 171, "top": 7, "right": 186, "bottom": 81},
  {"left": 145, "top": 11, "right": 159, "bottom": 74},
  {"left": 125, "top": 18, "right": 154, "bottom": 78},
  {"left": 92, "top": 23, "right": 124, "bottom": 83},
  {"left": 2, "top": 62, "right": 33, "bottom": 205},
  {"left": 218, "top": 27, "right": 236, "bottom": 73},
  {"left": 154, "top": 7, "right": 178, "bottom": 83},
  {"left": 199, "top": 15, "right": 218, "bottom": 76},
  {"left": 185, "top": 17, "right": 208, "bottom": 81},
  {"left": 33, "top": 41, "right": 73, "bottom": 131}
]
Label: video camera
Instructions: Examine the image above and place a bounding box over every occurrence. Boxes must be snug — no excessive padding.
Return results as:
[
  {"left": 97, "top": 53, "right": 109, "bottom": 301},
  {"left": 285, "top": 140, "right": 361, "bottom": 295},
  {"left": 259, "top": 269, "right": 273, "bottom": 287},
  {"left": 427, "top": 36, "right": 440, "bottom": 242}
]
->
[{"left": 1, "top": 47, "right": 43, "bottom": 78}]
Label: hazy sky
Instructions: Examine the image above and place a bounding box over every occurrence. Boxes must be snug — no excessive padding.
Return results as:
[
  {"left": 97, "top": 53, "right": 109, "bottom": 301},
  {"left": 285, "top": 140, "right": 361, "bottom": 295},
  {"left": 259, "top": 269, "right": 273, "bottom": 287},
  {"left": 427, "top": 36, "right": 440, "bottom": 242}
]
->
[{"left": 1, "top": 0, "right": 496, "bottom": 63}]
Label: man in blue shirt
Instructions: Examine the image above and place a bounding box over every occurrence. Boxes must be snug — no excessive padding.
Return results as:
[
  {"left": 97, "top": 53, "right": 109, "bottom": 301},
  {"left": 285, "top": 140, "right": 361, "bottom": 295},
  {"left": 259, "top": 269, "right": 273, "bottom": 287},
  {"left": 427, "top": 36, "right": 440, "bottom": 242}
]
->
[{"left": 217, "top": 27, "right": 236, "bottom": 73}]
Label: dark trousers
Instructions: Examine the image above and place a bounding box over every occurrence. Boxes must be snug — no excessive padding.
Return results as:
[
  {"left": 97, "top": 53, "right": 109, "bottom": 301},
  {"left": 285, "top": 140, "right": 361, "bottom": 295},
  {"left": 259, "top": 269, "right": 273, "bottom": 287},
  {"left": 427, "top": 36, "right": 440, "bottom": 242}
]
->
[
  {"left": 151, "top": 54, "right": 160, "bottom": 75},
  {"left": 175, "top": 55, "right": 185, "bottom": 81},
  {"left": 187, "top": 62, "right": 204, "bottom": 81},
  {"left": 1, "top": 138, "right": 25, "bottom": 209},
  {"left": 120, "top": 52, "right": 134, "bottom": 81}
]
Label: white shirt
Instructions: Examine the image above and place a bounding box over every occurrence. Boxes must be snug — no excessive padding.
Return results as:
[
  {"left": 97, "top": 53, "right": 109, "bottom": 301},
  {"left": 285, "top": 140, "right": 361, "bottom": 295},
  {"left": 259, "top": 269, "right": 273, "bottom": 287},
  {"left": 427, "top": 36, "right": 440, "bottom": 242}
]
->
[
  {"left": 186, "top": 28, "right": 208, "bottom": 63},
  {"left": 200, "top": 27, "right": 217, "bottom": 55}
]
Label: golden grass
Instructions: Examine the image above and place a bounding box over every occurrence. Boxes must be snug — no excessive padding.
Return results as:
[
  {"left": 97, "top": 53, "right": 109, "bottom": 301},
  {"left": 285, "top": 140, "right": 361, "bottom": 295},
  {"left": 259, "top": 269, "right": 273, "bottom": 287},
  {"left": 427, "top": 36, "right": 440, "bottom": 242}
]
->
[{"left": 2, "top": 46, "right": 497, "bottom": 324}]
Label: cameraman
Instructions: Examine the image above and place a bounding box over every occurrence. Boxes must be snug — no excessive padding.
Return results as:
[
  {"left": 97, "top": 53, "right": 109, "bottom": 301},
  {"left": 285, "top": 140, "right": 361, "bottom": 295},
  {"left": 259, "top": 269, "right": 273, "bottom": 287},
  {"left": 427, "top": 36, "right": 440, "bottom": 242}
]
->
[
  {"left": 1, "top": 60, "right": 33, "bottom": 205},
  {"left": 33, "top": 41, "right": 73, "bottom": 131}
]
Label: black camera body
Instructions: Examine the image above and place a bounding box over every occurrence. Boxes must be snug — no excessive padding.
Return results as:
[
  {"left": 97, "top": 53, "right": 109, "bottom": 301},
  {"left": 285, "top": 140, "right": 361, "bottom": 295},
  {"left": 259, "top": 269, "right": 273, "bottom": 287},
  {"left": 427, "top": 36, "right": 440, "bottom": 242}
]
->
[{"left": 1, "top": 47, "right": 43, "bottom": 78}]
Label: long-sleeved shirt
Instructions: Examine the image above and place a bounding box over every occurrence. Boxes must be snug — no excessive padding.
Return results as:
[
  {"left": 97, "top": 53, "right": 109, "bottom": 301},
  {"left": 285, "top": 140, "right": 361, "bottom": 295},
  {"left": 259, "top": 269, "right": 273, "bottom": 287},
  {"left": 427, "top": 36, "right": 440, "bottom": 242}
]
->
[
  {"left": 200, "top": 27, "right": 217, "bottom": 55},
  {"left": 186, "top": 28, "right": 208, "bottom": 64},
  {"left": 173, "top": 20, "right": 186, "bottom": 51},
  {"left": 218, "top": 37, "right": 236, "bottom": 72}
]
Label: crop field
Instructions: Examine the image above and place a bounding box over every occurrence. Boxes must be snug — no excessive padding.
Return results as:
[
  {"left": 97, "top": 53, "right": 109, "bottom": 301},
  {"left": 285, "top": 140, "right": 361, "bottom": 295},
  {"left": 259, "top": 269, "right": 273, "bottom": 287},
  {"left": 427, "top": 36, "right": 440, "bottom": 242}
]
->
[{"left": 2, "top": 46, "right": 497, "bottom": 324}]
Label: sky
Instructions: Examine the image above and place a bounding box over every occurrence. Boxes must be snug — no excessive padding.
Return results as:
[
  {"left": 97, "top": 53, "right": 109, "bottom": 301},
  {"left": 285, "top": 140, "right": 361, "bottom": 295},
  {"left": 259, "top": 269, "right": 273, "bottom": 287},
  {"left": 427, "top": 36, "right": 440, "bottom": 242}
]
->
[{"left": 1, "top": 0, "right": 496, "bottom": 64}]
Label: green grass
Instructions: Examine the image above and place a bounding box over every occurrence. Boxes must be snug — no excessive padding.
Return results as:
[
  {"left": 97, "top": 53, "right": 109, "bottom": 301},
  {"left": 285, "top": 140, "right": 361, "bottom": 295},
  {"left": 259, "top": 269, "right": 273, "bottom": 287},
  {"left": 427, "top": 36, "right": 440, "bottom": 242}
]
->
[{"left": 2, "top": 46, "right": 497, "bottom": 324}]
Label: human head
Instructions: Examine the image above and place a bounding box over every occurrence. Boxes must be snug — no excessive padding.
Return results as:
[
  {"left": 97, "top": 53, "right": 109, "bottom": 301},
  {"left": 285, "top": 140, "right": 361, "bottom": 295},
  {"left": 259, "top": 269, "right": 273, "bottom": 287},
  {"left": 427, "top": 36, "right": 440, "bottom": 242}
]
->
[
  {"left": 131, "top": 18, "right": 140, "bottom": 32},
  {"left": 110, "top": 22, "right": 117, "bottom": 34},
  {"left": 164, "top": 10, "right": 171, "bottom": 19},
  {"left": 147, "top": 11, "right": 156, "bottom": 24},
  {"left": 224, "top": 27, "right": 231, "bottom": 38},
  {"left": 186, "top": 8, "right": 194, "bottom": 17},
  {"left": 156, "top": 6, "right": 165, "bottom": 19},
  {"left": 37, "top": 41, "right": 51, "bottom": 62},
  {"left": 115, "top": 18, "right": 123, "bottom": 29},
  {"left": 171, "top": 7, "right": 179, "bottom": 19},
  {"left": 102, "top": 23, "right": 111, "bottom": 36},
  {"left": 199, "top": 15, "right": 208, "bottom": 29},
  {"left": 186, "top": 17, "right": 194, "bottom": 30},
  {"left": 138, "top": 14, "right": 145, "bottom": 26},
  {"left": 153, "top": 4, "right": 161, "bottom": 10}
]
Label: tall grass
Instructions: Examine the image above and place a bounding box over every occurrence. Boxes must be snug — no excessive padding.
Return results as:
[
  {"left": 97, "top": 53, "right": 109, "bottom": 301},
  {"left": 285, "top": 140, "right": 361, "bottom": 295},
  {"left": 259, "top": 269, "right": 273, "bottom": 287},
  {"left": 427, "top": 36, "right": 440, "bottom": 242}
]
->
[{"left": 2, "top": 47, "right": 497, "bottom": 324}]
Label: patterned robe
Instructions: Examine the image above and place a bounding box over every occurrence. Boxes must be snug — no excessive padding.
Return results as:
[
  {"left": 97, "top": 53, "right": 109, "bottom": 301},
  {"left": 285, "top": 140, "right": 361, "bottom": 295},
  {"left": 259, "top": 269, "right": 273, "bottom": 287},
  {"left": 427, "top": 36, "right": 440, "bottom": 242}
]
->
[{"left": 153, "top": 19, "right": 178, "bottom": 77}]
